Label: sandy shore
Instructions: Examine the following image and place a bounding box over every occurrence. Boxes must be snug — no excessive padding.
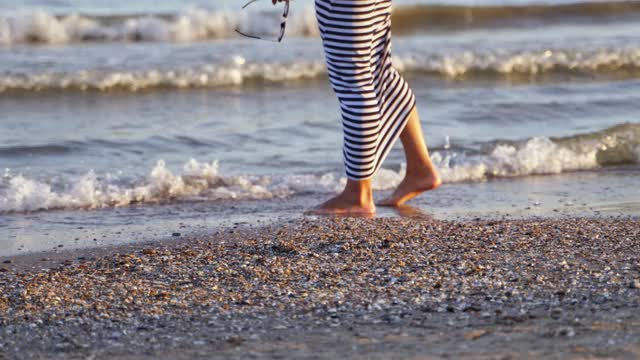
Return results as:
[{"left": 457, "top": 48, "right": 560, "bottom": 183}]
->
[{"left": 1, "top": 216, "right": 639, "bottom": 359}]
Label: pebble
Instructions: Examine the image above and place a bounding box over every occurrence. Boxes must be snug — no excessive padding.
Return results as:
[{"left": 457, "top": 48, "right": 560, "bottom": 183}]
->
[
  {"left": 0, "top": 217, "right": 637, "bottom": 357},
  {"left": 142, "top": 249, "right": 158, "bottom": 256},
  {"left": 464, "top": 329, "right": 488, "bottom": 340},
  {"left": 555, "top": 326, "right": 576, "bottom": 337},
  {"left": 226, "top": 336, "right": 245, "bottom": 346}
]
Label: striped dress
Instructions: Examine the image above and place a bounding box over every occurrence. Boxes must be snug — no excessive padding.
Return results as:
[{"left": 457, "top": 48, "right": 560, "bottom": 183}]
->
[{"left": 315, "top": 0, "right": 416, "bottom": 180}]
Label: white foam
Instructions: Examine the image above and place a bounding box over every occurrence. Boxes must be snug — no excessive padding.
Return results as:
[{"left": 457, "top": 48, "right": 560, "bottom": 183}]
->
[
  {"left": 0, "top": 60, "right": 328, "bottom": 92},
  {"left": 433, "top": 137, "right": 600, "bottom": 183},
  {"left": 392, "top": 47, "right": 640, "bottom": 78},
  {"left": 0, "top": 135, "right": 612, "bottom": 214},
  {"left": 2, "top": 47, "right": 640, "bottom": 92},
  {"left": 369, "top": 137, "right": 603, "bottom": 186},
  {"left": 0, "top": 160, "right": 294, "bottom": 213},
  {"left": 0, "top": 7, "right": 320, "bottom": 46}
]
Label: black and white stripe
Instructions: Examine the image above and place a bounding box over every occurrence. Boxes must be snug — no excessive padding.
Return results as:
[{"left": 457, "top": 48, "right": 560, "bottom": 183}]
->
[{"left": 315, "top": 0, "right": 416, "bottom": 180}]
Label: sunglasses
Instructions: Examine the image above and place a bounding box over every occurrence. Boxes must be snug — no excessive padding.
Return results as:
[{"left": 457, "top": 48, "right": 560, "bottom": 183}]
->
[{"left": 235, "top": 0, "right": 290, "bottom": 43}]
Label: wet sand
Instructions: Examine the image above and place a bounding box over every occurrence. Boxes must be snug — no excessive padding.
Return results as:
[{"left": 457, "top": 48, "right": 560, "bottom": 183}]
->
[{"left": 1, "top": 216, "right": 639, "bottom": 359}]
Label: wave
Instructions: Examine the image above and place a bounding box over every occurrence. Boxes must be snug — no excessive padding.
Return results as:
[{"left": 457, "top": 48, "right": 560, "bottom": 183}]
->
[
  {"left": 0, "top": 160, "right": 346, "bottom": 214},
  {"left": 0, "top": 143, "right": 75, "bottom": 156},
  {"left": 0, "top": 7, "right": 320, "bottom": 46},
  {"left": 393, "top": 47, "right": 640, "bottom": 78},
  {"left": 432, "top": 122, "right": 640, "bottom": 182},
  {"left": 0, "top": 59, "right": 328, "bottom": 92},
  {"left": 391, "top": 1, "right": 640, "bottom": 34},
  {"left": 1, "top": 124, "right": 638, "bottom": 214},
  {"left": 2, "top": 1, "right": 640, "bottom": 46},
  {"left": 2, "top": 46, "right": 640, "bottom": 93}
]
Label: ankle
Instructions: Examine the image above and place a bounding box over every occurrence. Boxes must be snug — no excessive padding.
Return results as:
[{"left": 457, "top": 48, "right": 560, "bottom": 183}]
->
[
  {"left": 343, "top": 189, "right": 373, "bottom": 205},
  {"left": 357, "top": 191, "right": 374, "bottom": 206},
  {"left": 343, "top": 180, "right": 374, "bottom": 206},
  {"left": 405, "top": 163, "right": 435, "bottom": 178}
]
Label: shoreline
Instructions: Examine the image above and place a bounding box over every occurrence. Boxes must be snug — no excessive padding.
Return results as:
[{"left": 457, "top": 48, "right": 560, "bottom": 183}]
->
[
  {"left": 1, "top": 215, "right": 639, "bottom": 358},
  {"left": 2, "top": 212, "right": 637, "bottom": 273},
  {"left": 0, "top": 214, "right": 281, "bottom": 273},
  {"left": 3, "top": 165, "right": 639, "bottom": 257}
]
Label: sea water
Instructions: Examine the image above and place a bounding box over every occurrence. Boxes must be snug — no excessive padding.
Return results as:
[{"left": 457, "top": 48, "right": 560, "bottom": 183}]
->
[{"left": 0, "top": 0, "right": 639, "bottom": 255}]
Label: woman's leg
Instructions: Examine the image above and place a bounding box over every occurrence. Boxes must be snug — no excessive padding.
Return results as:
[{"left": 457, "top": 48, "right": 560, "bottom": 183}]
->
[
  {"left": 306, "top": 178, "right": 375, "bottom": 215},
  {"left": 379, "top": 106, "right": 441, "bottom": 206}
]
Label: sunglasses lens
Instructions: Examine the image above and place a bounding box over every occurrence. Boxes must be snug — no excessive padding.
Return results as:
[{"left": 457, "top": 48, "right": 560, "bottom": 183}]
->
[{"left": 238, "top": 0, "right": 288, "bottom": 42}]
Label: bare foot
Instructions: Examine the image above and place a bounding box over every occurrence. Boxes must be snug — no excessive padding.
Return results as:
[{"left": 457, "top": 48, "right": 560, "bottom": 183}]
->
[
  {"left": 305, "top": 192, "right": 375, "bottom": 216},
  {"left": 378, "top": 168, "right": 441, "bottom": 207}
]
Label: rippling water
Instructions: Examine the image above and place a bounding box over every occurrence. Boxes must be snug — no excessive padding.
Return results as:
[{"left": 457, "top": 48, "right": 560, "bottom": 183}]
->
[{"left": 1, "top": 0, "right": 639, "bottom": 255}]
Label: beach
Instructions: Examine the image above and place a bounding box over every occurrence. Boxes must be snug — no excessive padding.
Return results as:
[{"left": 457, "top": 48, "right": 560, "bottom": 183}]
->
[
  {"left": 1, "top": 216, "right": 639, "bottom": 359},
  {"left": 2, "top": 0, "right": 640, "bottom": 357},
  {"left": 2, "top": 0, "right": 640, "bottom": 252}
]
